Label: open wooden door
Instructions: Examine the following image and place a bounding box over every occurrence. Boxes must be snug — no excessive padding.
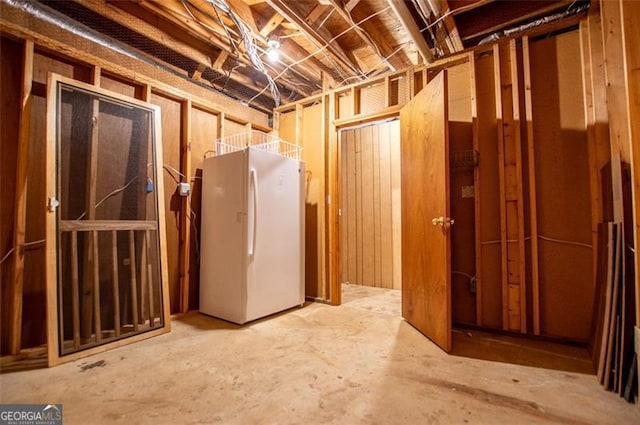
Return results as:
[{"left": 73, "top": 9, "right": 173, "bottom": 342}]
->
[{"left": 400, "top": 70, "right": 451, "bottom": 352}]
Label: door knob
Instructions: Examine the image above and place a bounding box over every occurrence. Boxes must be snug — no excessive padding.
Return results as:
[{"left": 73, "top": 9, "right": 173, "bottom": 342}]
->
[{"left": 431, "top": 216, "right": 454, "bottom": 227}]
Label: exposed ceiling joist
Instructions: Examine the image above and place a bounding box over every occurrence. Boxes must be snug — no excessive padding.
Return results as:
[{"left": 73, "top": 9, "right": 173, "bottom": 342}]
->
[
  {"left": 326, "top": 0, "right": 396, "bottom": 72},
  {"left": 455, "top": 0, "right": 574, "bottom": 41},
  {"left": 386, "top": 0, "right": 434, "bottom": 64},
  {"left": 440, "top": 0, "right": 465, "bottom": 52},
  {"left": 448, "top": 0, "right": 495, "bottom": 16},
  {"left": 266, "top": 0, "right": 365, "bottom": 79},
  {"left": 258, "top": 11, "right": 284, "bottom": 37}
]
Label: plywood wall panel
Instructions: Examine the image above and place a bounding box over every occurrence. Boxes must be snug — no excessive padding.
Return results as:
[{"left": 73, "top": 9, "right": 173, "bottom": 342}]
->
[
  {"left": 278, "top": 111, "right": 296, "bottom": 144},
  {"left": 360, "top": 83, "right": 386, "bottom": 115},
  {"left": 150, "top": 92, "right": 182, "bottom": 314},
  {"left": 530, "top": 32, "right": 593, "bottom": 341},
  {"left": 100, "top": 74, "right": 139, "bottom": 99},
  {"left": 224, "top": 119, "right": 246, "bottom": 137}
]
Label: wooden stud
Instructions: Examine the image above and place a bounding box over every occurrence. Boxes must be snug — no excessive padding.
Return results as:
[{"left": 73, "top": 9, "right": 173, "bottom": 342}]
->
[
  {"left": 92, "top": 231, "right": 101, "bottom": 342},
  {"left": 351, "top": 87, "right": 361, "bottom": 116},
  {"left": 522, "top": 36, "right": 540, "bottom": 335},
  {"left": 320, "top": 96, "right": 329, "bottom": 300},
  {"left": 91, "top": 65, "right": 101, "bottom": 86},
  {"left": 469, "top": 52, "right": 483, "bottom": 326},
  {"left": 384, "top": 76, "right": 391, "bottom": 108},
  {"left": 358, "top": 129, "right": 366, "bottom": 285},
  {"left": 600, "top": 0, "right": 632, "bottom": 167},
  {"left": 178, "top": 100, "right": 192, "bottom": 313},
  {"left": 140, "top": 228, "right": 149, "bottom": 323},
  {"left": 8, "top": 39, "right": 33, "bottom": 355},
  {"left": 509, "top": 39, "right": 527, "bottom": 333},
  {"left": 80, "top": 96, "right": 100, "bottom": 340},
  {"left": 493, "top": 44, "right": 509, "bottom": 331},
  {"left": 111, "top": 230, "right": 121, "bottom": 337},
  {"left": 146, "top": 230, "right": 155, "bottom": 327},
  {"left": 580, "top": 11, "right": 610, "bottom": 296},
  {"left": 128, "top": 230, "right": 139, "bottom": 332},
  {"left": 45, "top": 73, "right": 59, "bottom": 365},
  {"left": 71, "top": 231, "right": 81, "bottom": 348},
  {"left": 218, "top": 112, "right": 226, "bottom": 140},
  {"left": 328, "top": 92, "right": 341, "bottom": 305}
]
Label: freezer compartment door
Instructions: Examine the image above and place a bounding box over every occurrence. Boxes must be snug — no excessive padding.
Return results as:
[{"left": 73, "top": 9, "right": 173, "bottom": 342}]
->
[
  {"left": 200, "top": 150, "right": 247, "bottom": 323},
  {"left": 245, "top": 148, "right": 304, "bottom": 321}
]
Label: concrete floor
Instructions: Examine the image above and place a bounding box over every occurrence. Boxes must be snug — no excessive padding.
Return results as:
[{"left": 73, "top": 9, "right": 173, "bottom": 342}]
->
[{"left": 1, "top": 284, "right": 639, "bottom": 424}]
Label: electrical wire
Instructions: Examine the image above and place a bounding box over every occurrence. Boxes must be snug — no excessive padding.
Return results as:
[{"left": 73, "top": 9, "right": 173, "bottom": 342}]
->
[
  {"left": 164, "top": 164, "right": 186, "bottom": 181},
  {"left": 0, "top": 239, "right": 47, "bottom": 265},
  {"left": 205, "top": 0, "right": 281, "bottom": 106},
  {"left": 0, "top": 248, "right": 14, "bottom": 265},
  {"left": 452, "top": 270, "right": 474, "bottom": 281},
  {"left": 248, "top": 6, "right": 391, "bottom": 105},
  {"left": 480, "top": 235, "right": 592, "bottom": 249},
  {"left": 75, "top": 176, "right": 140, "bottom": 220}
]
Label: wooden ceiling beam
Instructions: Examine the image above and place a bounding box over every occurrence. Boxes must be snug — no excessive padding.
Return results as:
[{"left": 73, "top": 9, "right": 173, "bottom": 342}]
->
[
  {"left": 345, "top": 0, "right": 361, "bottom": 13},
  {"left": 259, "top": 11, "right": 284, "bottom": 37},
  {"left": 440, "top": 0, "right": 465, "bottom": 51},
  {"left": 266, "top": 0, "right": 365, "bottom": 78},
  {"left": 386, "top": 0, "right": 434, "bottom": 63},
  {"left": 305, "top": 4, "right": 328, "bottom": 25},
  {"left": 138, "top": 0, "right": 319, "bottom": 92},
  {"left": 448, "top": 0, "right": 495, "bottom": 16},
  {"left": 163, "top": 0, "right": 325, "bottom": 90},
  {"left": 112, "top": 0, "right": 311, "bottom": 100},
  {"left": 326, "top": 0, "right": 398, "bottom": 72},
  {"left": 455, "top": 0, "right": 573, "bottom": 41}
]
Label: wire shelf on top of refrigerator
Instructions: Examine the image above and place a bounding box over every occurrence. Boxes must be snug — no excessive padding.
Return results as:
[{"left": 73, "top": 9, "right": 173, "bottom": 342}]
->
[{"left": 211, "top": 130, "right": 302, "bottom": 161}]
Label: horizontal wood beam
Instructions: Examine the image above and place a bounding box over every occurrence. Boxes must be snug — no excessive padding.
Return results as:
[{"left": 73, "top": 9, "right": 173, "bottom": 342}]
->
[
  {"left": 456, "top": 0, "right": 574, "bottom": 41},
  {"left": 259, "top": 11, "right": 284, "bottom": 37},
  {"left": 266, "top": 0, "right": 364, "bottom": 77},
  {"left": 326, "top": 0, "right": 397, "bottom": 71},
  {"left": 114, "top": 0, "right": 312, "bottom": 99},
  {"left": 386, "top": 0, "right": 434, "bottom": 64},
  {"left": 59, "top": 220, "right": 158, "bottom": 232},
  {"left": 0, "top": 4, "right": 270, "bottom": 122},
  {"left": 333, "top": 104, "right": 402, "bottom": 128}
]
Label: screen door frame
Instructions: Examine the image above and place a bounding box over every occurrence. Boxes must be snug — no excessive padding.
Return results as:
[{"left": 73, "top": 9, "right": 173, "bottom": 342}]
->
[{"left": 45, "top": 73, "right": 171, "bottom": 366}]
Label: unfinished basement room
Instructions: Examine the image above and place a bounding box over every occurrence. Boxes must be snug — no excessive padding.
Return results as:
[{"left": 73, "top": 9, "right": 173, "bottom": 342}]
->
[{"left": 1, "top": 0, "right": 640, "bottom": 423}]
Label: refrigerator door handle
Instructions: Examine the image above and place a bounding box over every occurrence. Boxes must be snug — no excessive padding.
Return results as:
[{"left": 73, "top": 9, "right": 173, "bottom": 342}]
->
[{"left": 248, "top": 168, "right": 258, "bottom": 257}]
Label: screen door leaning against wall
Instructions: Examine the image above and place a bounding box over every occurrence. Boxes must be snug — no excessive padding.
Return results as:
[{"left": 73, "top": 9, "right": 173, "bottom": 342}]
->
[{"left": 45, "top": 74, "right": 170, "bottom": 366}]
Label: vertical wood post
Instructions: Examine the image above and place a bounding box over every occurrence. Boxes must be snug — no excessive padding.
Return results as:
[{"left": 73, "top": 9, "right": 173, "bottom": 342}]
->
[
  {"left": 178, "top": 100, "right": 192, "bottom": 313},
  {"left": 8, "top": 39, "right": 33, "bottom": 355},
  {"left": 522, "top": 36, "right": 540, "bottom": 335}
]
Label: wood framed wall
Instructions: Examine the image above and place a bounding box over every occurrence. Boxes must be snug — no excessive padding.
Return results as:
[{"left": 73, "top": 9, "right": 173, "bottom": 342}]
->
[
  {"left": 274, "top": 9, "right": 638, "bottom": 352},
  {"left": 0, "top": 6, "right": 269, "bottom": 359}
]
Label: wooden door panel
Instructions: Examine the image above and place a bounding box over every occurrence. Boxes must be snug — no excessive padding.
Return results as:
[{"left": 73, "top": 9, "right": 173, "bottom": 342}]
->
[{"left": 400, "top": 70, "right": 451, "bottom": 352}]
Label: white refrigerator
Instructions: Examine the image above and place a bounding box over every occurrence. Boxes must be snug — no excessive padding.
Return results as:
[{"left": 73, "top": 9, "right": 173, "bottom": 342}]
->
[{"left": 199, "top": 146, "right": 305, "bottom": 324}]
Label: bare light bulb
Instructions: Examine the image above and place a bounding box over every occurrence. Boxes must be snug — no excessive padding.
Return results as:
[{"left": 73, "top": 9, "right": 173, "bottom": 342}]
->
[{"left": 267, "top": 48, "right": 279, "bottom": 62}]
